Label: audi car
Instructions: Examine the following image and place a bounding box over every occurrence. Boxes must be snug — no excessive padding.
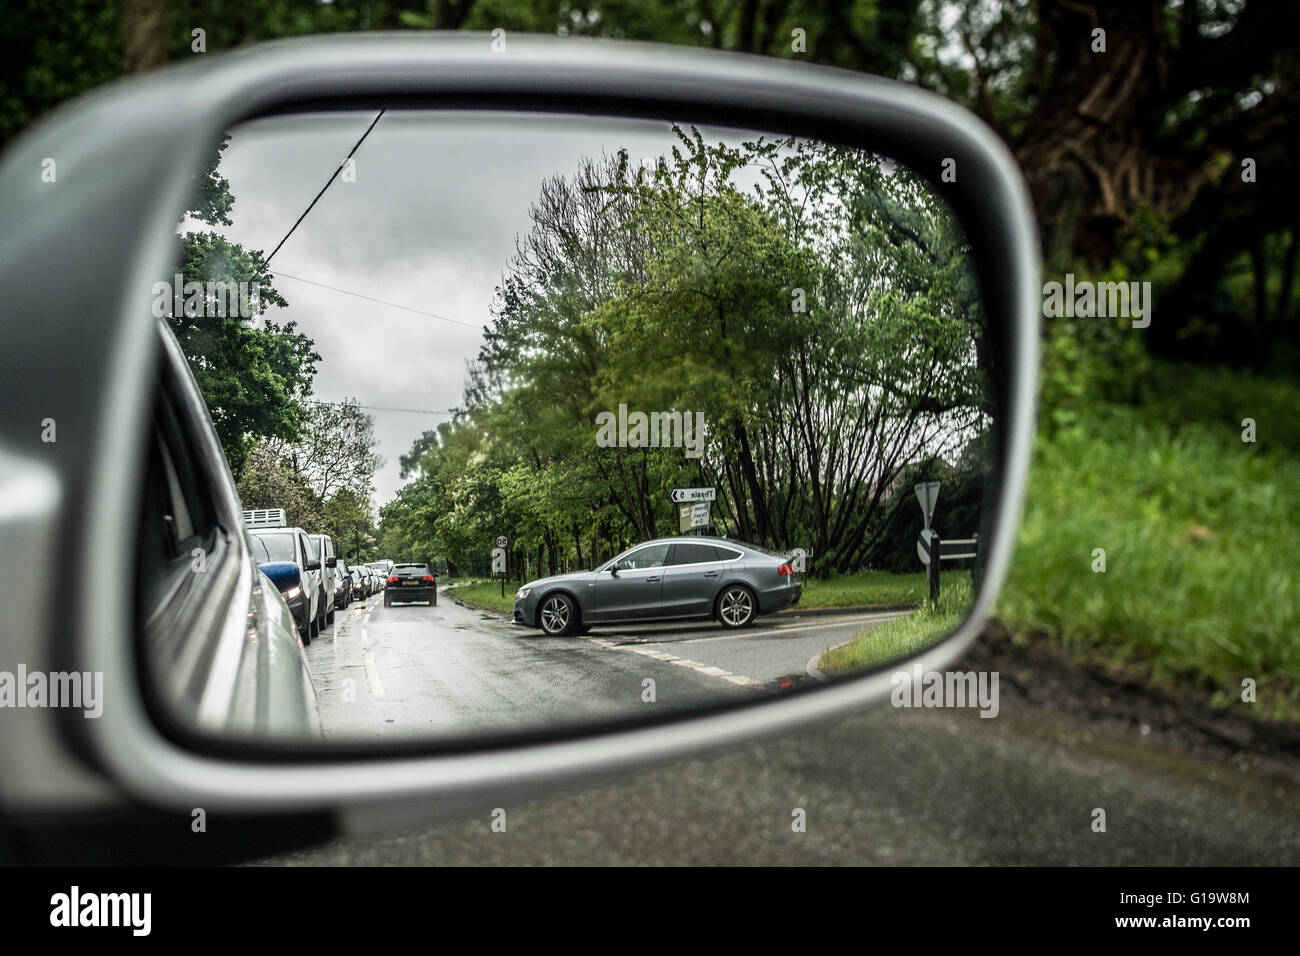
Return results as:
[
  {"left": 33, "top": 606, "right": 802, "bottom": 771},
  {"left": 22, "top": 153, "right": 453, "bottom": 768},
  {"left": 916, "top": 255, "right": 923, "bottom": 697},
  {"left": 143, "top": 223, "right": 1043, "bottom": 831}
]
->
[
  {"left": 383, "top": 564, "right": 437, "bottom": 607},
  {"left": 513, "top": 537, "right": 801, "bottom": 636}
]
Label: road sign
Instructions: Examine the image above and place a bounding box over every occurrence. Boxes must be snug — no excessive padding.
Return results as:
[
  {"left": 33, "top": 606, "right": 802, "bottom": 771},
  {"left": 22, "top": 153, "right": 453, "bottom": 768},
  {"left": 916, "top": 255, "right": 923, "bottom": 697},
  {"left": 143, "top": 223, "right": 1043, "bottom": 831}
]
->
[
  {"left": 914, "top": 481, "right": 940, "bottom": 530},
  {"left": 677, "top": 501, "right": 711, "bottom": 532},
  {"left": 494, "top": 534, "right": 509, "bottom": 549},
  {"left": 491, "top": 547, "right": 506, "bottom": 573},
  {"left": 671, "top": 487, "right": 716, "bottom": 504},
  {"left": 917, "top": 529, "right": 936, "bottom": 566}
]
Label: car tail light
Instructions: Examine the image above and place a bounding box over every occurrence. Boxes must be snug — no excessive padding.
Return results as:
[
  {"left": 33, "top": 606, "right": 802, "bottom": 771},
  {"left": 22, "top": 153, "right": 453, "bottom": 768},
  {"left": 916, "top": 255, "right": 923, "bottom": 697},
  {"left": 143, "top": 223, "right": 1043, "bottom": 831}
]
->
[
  {"left": 388, "top": 576, "right": 399, "bottom": 584},
  {"left": 777, "top": 563, "right": 794, "bottom": 576},
  {"left": 422, "top": 576, "right": 435, "bottom": 583}
]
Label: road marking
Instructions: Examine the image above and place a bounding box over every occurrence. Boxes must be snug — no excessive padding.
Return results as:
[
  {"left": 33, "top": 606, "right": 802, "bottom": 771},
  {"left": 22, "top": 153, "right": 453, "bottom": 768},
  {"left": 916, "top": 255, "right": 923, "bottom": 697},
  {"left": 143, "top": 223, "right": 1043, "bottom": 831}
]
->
[
  {"left": 580, "top": 637, "right": 765, "bottom": 690},
  {"left": 599, "top": 611, "right": 911, "bottom": 647},
  {"left": 363, "top": 651, "right": 386, "bottom": 698}
]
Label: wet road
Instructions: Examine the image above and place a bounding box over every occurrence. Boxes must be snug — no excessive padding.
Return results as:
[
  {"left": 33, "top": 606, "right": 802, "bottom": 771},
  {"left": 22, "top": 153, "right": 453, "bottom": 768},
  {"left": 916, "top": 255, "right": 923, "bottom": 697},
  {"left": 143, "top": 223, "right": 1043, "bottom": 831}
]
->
[
  {"left": 302, "top": 590, "right": 906, "bottom": 740},
  {"left": 262, "top": 668, "right": 1300, "bottom": 866},
  {"left": 301, "top": 592, "right": 888, "bottom": 739}
]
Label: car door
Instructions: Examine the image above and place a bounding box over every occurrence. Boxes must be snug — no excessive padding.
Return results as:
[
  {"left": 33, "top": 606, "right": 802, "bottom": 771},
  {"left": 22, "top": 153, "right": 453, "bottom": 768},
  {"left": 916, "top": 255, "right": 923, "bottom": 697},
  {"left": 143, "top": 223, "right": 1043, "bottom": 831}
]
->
[
  {"left": 591, "top": 543, "right": 671, "bottom": 622},
  {"left": 660, "top": 542, "right": 724, "bottom": 618},
  {"left": 299, "top": 532, "right": 321, "bottom": 617}
]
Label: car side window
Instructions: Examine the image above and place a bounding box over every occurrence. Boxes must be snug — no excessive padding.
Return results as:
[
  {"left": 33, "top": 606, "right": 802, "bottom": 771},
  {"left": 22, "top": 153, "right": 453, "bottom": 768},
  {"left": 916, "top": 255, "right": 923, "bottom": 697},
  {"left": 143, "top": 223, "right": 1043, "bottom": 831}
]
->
[
  {"left": 617, "top": 543, "right": 670, "bottom": 570},
  {"left": 669, "top": 542, "right": 719, "bottom": 565}
]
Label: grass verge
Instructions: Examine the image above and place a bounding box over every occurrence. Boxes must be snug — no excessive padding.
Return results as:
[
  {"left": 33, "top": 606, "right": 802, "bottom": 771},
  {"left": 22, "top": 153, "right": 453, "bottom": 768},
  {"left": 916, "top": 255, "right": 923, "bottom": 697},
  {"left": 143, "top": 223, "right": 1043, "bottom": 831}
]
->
[
  {"left": 799, "top": 568, "right": 966, "bottom": 608},
  {"left": 442, "top": 578, "right": 516, "bottom": 615},
  {"left": 996, "top": 363, "right": 1300, "bottom": 721},
  {"left": 818, "top": 580, "right": 973, "bottom": 677}
]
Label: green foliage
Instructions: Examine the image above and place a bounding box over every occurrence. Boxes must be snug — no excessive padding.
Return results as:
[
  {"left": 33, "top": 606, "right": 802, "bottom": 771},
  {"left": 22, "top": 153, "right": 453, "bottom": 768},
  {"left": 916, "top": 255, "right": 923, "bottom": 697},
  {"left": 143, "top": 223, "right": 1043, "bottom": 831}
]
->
[
  {"left": 384, "top": 130, "right": 986, "bottom": 577},
  {"left": 998, "top": 365, "right": 1300, "bottom": 719}
]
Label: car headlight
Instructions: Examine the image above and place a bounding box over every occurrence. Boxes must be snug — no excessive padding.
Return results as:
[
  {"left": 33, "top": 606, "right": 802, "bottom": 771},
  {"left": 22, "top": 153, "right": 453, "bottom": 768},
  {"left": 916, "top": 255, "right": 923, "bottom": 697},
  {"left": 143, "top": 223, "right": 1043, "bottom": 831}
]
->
[
  {"left": 285, "top": 585, "right": 302, "bottom": 600},
  {"left": 516, "top": 586, "right": 532, "bottom": 600}
]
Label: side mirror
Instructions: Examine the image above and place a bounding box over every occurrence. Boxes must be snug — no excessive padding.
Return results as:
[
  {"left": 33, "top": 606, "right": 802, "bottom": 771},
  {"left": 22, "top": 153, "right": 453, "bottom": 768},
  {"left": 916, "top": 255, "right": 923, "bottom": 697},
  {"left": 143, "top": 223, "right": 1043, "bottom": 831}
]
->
[
  {"left": 0, "top": 34, "right": 1039, "bottom": 831},
  {"left": 326, "top": 556, "right": 337, "bottom": 569},
  {"left": 258, "top": 561, "right": 302, "bottom": 592}
]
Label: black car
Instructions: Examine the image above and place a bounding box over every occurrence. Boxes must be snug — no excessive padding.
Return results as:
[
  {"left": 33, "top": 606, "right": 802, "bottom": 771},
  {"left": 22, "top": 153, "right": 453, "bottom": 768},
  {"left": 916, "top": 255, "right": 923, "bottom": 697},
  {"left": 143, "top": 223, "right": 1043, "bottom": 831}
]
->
[{"left": 383, "top": 563, "right": 437, "bottom": 607}]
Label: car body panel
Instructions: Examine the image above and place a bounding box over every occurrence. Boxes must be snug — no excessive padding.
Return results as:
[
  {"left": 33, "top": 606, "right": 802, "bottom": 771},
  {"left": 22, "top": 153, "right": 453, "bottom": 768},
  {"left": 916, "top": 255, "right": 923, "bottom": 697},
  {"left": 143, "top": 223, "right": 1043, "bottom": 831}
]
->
[{"left": 515, "top": 537, "right": 800, "bottom": 629}]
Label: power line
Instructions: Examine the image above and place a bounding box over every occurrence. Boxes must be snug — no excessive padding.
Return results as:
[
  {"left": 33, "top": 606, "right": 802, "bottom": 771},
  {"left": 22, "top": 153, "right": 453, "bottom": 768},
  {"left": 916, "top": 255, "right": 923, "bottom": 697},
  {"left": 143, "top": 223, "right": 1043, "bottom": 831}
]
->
[
  {"left": 264, "top": 110, "right": 386, "bottom": 265},
  {"left": 270, "top": 270, "right": 485, "bottom": 330},
  {"left": 307, "top": 399, "right": 454, "bottom": 416}
]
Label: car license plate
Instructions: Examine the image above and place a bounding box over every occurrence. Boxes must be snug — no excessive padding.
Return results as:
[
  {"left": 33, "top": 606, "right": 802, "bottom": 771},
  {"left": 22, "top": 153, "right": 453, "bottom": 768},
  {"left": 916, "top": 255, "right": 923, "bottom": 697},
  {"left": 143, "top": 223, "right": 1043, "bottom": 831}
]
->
[{"left": 403, "top": 580, "right": 420, "bottom": 586}]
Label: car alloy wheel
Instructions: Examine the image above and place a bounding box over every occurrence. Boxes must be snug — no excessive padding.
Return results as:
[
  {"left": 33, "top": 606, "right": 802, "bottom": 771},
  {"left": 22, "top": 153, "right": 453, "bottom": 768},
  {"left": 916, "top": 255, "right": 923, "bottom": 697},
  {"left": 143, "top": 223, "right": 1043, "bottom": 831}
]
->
[
  {"left": 539, "top": 594, "right": 574, "bottom": 636},
  {"left": 718, "top": 586, "right": 755, "bottom": 629}
]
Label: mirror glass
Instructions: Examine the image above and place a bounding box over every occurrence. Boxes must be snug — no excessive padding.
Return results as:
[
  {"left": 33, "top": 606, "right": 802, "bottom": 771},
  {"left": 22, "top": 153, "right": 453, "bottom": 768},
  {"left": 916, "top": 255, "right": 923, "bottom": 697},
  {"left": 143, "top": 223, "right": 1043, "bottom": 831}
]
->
[{"left": 147, "top": 109, "right": 994, "bottom": 744}]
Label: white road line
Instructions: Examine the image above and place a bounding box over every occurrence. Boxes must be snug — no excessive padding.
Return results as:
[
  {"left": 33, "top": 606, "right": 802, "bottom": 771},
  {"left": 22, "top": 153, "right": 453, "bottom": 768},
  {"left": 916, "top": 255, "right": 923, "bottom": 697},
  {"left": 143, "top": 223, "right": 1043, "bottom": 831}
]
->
[
  {"left": 605, "top": 611, "right": 912, "bottom": 647},
  {"left": 580, "top": 637, "right": 765, "bottom": 690},
  {"left": 362, "top": 651, "right": 386, "bottom": 699}
]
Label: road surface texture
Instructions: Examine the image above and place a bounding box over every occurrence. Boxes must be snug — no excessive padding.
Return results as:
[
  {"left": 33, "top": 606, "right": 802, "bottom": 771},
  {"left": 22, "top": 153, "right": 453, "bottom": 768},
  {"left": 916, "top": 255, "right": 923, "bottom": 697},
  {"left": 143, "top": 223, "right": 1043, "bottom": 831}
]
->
[
  {"left": 303, "top": 591, "right": 904, "bottom": 740},
  {"left": 262, "top": 596, "right": 1300, "bottom": 865}
]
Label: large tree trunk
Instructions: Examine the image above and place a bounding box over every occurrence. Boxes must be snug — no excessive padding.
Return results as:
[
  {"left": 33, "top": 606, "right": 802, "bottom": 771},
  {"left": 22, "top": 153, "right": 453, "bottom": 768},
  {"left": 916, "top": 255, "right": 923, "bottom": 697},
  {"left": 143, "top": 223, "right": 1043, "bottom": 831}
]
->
[{"left": 124, "top": 0, "right": 168, "bottom": 74}]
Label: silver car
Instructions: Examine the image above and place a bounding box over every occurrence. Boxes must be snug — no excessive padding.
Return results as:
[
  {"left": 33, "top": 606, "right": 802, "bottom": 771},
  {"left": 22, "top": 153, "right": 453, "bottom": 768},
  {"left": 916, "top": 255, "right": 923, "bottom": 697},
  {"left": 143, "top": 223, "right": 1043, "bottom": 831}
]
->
[{"left": 513, "top": 537, "right": 801, "bottom": 636}]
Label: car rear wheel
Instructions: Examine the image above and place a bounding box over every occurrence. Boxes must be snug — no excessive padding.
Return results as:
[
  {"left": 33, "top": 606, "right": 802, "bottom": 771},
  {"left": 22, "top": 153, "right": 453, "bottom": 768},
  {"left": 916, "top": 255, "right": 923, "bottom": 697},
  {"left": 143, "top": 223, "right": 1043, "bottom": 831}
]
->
[
  {"left": 717, "top": 585, "right": 756, "bottom": 629},
  {"left": 539, "top": 593, "right": 577, "bottom": 636}
]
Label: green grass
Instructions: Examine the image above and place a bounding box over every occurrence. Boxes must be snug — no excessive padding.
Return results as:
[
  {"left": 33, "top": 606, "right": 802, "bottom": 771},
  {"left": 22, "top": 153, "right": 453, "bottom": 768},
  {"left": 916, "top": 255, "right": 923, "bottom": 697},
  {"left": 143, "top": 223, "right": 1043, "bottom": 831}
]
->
[
  {"left": 996, "top": 365, "right": 1300, "bottom": 720},
  {"left": 442, "top": 577, "right": 516, "bottom": 615},
  {"left": 799, "top": 568, "right": 967, "bottom": 608},
  {"left": 818, "top": 580, "right": 972, "bottom": 677}
]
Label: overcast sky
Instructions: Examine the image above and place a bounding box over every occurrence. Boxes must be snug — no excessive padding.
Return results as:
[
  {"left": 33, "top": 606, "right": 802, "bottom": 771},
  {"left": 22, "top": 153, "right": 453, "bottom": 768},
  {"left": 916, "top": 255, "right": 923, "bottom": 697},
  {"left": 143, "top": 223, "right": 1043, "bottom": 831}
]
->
[{"left": 203, "top": 111, "right": 759, "bottom": 507}]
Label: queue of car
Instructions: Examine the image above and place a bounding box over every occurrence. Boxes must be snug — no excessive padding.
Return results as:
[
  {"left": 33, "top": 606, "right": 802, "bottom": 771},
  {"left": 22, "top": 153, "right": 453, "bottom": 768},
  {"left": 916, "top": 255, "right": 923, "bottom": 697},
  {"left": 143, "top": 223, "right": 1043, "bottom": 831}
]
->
[{"left": 243, "top": 509, "right": 387, "bottom": 645}]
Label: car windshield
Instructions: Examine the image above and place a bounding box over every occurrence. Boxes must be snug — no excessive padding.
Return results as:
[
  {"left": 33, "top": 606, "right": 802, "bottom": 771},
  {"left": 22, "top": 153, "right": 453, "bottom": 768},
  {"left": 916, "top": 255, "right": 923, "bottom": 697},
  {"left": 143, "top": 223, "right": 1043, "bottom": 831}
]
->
[
  {"left": 252, "top": 532, "right": 295, "bottom": 563},
  {"left": 396, "top": 564, "right": 429, "bottom": 574}
]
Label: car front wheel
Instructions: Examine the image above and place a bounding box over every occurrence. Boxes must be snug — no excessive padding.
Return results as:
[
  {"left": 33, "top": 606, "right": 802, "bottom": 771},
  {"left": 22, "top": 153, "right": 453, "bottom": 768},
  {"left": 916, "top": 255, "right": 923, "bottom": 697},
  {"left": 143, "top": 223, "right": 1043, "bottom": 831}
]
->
[
  {"left": 717, "top": 585, "right": 756, "bottom": 629},
  {"left": 538, "top": 593, "right": 577, "bottom": 636}
]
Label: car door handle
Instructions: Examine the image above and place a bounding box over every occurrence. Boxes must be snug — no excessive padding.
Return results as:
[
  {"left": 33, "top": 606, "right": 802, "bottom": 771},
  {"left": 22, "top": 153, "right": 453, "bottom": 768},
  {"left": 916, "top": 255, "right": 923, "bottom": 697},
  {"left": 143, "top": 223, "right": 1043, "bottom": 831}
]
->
[
  {"left": 703, "top": 571, "right": 719, "bottom": 577},
  {"left": 646, "top": 576, "right": 661, "bottom": 583}
]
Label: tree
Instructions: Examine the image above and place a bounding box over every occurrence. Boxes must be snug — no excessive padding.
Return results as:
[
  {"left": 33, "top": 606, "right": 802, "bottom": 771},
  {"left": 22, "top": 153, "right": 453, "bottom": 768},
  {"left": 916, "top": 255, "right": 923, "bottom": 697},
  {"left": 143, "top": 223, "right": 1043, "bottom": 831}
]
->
[
  {"left": 236, "top": 441, "right": 324, "bottom": 531},
  {"left": 265, "top": 399, "right": 383, "bottom": 502}
]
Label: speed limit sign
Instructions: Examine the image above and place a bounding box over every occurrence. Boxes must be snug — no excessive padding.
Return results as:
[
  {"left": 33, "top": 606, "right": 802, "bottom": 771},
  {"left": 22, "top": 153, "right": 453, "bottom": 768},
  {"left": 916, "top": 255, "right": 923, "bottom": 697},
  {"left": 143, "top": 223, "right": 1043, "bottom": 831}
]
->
[{"left": 495, "top": 534, "right": 509, "bottom": 549}]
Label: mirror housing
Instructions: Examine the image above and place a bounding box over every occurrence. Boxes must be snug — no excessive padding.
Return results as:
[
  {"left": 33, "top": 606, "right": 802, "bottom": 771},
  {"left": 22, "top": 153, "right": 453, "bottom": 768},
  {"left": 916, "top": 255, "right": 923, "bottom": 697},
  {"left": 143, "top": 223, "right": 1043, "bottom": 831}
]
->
[
  {"left": 258, "top": 561, "right": 302, "bottom": 592},
  {"left": 0, "top": 34, "right": 1038, "bottom": 822},
  {"left": 326, "top": 556, "right": 337, "bottom": 569}
]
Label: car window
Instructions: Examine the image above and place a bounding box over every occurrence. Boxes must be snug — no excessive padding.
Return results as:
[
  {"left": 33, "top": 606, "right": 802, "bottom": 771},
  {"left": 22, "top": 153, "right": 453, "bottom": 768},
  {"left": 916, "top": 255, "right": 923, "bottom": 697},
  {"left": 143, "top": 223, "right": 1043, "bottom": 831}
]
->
[
  {"left": 714, "top": 546, "right": 743, "bottom": 561},
  {"left": 669, "top": 542, "right": 720, "bottom": 565},
  {"left": 253, "top": 533, "right": 295, "bottom": 563},
  {"left": 617, "top": 543, "right": 670, "bottom": 570}
]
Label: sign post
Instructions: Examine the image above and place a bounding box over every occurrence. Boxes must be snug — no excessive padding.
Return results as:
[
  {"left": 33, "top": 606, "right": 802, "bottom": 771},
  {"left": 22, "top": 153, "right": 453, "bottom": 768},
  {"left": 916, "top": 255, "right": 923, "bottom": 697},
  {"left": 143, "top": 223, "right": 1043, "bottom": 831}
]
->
[
  {"left": 493, "top": 534, "right": 509, "bottom": 598},
  {"left": 671, "top": 488, "right": 715, "bottom": 535}
]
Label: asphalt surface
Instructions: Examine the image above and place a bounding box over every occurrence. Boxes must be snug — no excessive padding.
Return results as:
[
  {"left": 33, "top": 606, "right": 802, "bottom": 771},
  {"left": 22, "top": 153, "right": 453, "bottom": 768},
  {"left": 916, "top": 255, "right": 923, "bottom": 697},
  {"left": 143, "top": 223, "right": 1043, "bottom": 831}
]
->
[
  {"left": 266, "top": 591, "right": 1300, "bottom": 865},
  {"left": 303, "top": 590, "right": 905, "bottom": 740}
]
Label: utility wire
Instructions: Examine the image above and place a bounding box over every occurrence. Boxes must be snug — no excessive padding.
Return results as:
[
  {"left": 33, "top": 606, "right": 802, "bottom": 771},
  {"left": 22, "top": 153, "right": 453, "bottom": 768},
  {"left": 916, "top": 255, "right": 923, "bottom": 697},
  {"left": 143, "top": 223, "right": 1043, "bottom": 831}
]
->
[
  {"left": 264, "top": 110, "right": 386, "bottom": 265},
  {"left": 271, "top": 270, "right": 485, "bottom": 330},
  {"left": 307, "top": 399, "right": 454, "bottom": 416}
]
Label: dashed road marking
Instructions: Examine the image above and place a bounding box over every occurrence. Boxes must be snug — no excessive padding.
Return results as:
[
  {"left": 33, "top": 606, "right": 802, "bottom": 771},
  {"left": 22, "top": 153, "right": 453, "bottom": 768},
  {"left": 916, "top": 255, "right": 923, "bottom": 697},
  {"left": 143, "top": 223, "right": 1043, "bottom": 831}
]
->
[{"left": 580, "top": 637, "right": 765, "bottom": 690}]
